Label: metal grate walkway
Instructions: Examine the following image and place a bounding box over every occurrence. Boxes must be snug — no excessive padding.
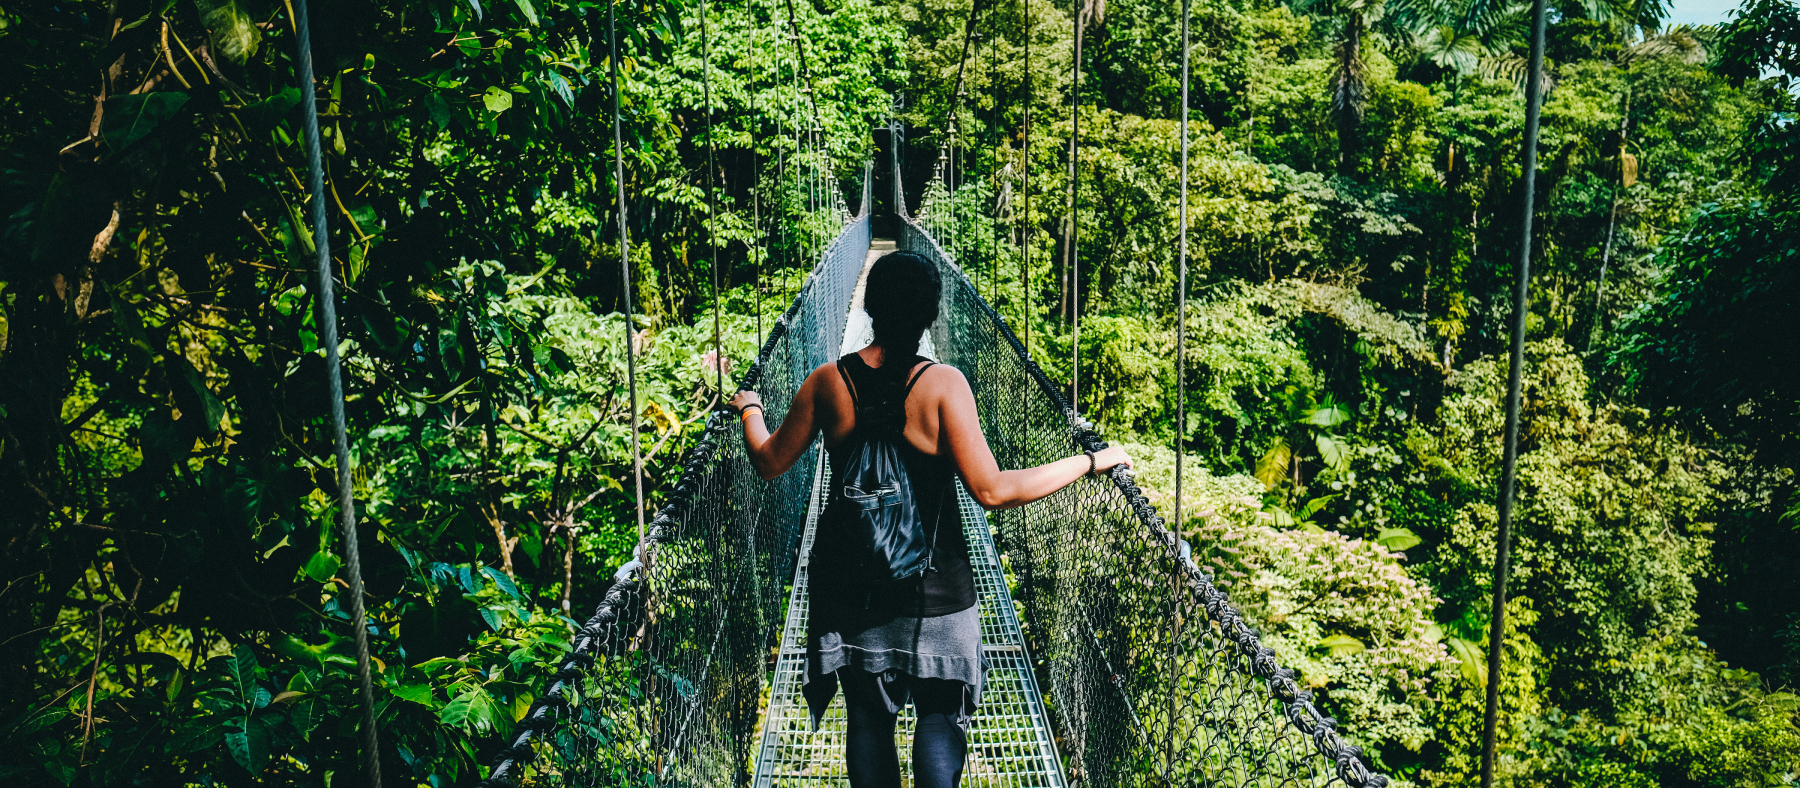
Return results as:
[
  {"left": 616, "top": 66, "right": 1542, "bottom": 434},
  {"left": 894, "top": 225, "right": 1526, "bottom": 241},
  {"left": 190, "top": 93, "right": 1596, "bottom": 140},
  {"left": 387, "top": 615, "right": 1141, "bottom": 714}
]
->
[{"left": 750, "top": 242, "right": 1067, "bottom": 787}]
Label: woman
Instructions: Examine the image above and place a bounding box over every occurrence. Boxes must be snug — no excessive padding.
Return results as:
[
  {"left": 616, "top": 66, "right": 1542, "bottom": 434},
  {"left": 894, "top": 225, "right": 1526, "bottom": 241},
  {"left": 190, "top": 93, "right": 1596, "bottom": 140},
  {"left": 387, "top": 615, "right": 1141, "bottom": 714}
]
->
[{"left": 729, "top": 251, "right": 1130, "bottom": 788}]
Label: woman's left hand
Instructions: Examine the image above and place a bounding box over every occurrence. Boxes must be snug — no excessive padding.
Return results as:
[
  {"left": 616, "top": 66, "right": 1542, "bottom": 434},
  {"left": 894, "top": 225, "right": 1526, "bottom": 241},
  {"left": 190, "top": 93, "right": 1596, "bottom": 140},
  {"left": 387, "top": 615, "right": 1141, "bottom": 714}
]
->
[
  {"left": 1092, "top": 445, "right": 1132, "bottom": 473},
  {"left": 729, "top": 389, "right": 762, "bottom": 415}
]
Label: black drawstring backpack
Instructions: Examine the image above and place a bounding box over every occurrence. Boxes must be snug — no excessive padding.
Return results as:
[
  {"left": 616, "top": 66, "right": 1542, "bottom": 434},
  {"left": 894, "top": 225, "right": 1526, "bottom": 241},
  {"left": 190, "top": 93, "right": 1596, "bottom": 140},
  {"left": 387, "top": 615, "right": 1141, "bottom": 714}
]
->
[{"left": 828, "top": 358, "right": 940, "bottom": 584}]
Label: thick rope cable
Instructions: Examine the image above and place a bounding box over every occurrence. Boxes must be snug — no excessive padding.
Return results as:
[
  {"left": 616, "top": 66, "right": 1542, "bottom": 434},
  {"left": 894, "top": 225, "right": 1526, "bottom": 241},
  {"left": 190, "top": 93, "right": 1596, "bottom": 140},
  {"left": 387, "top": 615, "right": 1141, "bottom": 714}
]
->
[
  {"left": 607, "top": 0, "right": 647, "bottom": 554},
  {"left": 289, "top": 1, "right": 382, "bottom": 783},
  {"left": 1480, "top": 0, "right": 1549, "bottom": 780}
]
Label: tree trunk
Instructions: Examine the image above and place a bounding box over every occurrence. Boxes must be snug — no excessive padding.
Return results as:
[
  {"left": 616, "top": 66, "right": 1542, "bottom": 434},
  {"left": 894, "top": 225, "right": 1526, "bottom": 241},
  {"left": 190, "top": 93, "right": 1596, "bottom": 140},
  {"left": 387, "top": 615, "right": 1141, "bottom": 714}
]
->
[
  {"left": 1591, "top": 81, "right": 1632, "bottom": 352},
  {"left": 1333, "top": 14, "right": 1365, "bottom": 177}
]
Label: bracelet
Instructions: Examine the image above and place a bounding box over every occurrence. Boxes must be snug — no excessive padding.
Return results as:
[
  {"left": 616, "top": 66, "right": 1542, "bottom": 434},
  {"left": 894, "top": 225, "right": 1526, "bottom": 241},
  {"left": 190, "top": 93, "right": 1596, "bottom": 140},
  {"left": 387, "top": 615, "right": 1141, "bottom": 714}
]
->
[
  {"left": 1084, "top": 449, "right": 1096, "bottom": 476},
  {"left": 739, "top": 404, "right": 763, "bottom": 422}
]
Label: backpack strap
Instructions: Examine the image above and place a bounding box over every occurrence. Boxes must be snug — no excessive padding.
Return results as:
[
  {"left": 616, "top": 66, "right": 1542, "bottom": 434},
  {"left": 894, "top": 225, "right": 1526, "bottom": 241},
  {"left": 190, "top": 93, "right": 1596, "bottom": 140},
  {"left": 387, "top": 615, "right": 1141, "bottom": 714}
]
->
[
  {"left": 902, "top": 361, "right": 936, "bottom": 399},
  {"left": 835, "top": 358, "right": 861, "bottom": 409}
]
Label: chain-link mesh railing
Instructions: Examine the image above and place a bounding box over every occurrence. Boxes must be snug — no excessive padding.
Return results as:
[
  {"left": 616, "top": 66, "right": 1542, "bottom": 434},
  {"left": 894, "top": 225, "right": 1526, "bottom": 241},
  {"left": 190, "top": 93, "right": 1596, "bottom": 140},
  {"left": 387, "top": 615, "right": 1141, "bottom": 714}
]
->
[
  {"left": 900, "top": 218, "right": 1388, "bottom": 788},
  {"left": 476, "top": 196, "right": 870, "bottom": 786},
  {"left": 483, "top": 159, "right": 1387, "bottom": 787}
]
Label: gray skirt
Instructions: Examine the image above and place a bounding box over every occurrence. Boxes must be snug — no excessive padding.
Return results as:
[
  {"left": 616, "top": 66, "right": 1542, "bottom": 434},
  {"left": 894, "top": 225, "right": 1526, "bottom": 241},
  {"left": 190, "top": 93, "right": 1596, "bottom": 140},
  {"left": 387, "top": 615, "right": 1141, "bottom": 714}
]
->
[{"left": 804, "top": 604, "right": 985, "bottom": 728}]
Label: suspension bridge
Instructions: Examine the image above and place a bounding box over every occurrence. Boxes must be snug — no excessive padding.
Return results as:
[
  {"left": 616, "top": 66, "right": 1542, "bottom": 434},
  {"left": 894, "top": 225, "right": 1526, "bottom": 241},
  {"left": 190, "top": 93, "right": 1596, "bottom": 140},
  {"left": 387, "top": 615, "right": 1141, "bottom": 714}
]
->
[
  {"left": 270, "top": 0, "right": 1411, "bottom": 778},
  {"left": 465, "top": 159, "right": 1390, "bottom": 786}
]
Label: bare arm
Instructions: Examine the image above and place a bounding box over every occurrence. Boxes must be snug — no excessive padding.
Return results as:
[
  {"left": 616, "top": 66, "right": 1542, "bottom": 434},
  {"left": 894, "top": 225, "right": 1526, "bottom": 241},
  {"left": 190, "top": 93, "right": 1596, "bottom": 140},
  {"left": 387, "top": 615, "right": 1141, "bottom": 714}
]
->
[
  {"left": 935, "top": 367, "right": 1129, "bottom": 510},
  {"left": 731, "top": 365, "right": 831, "bottom": 481}
]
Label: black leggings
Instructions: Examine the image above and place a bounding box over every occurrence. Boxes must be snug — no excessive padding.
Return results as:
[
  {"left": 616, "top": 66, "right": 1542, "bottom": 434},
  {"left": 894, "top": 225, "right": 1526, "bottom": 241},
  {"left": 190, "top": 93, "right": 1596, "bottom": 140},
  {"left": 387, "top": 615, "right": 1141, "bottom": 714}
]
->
[{"left": 839, "top": 668, "right": 968, "bottom": 788}]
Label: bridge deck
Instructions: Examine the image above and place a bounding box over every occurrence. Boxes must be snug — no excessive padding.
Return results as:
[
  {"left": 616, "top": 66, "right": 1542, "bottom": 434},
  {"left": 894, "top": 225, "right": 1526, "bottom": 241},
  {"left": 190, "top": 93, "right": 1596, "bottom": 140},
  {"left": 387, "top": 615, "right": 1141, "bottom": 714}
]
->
[{"left": 750, "top": 243, "right": 1066, "bottom": 787}]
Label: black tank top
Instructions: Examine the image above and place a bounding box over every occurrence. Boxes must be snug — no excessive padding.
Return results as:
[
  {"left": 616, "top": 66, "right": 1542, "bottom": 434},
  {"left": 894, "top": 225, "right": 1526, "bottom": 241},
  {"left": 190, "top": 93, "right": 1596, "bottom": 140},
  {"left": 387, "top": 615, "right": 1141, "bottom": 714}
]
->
[{"left": 810, "top": 353, "right": 977, "bottom": 621}]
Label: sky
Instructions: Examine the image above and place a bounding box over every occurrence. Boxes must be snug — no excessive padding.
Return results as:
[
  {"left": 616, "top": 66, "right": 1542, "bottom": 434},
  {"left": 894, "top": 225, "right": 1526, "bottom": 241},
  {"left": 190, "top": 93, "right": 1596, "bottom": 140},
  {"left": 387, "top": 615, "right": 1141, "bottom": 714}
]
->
[{"left": 1664, "top": 0, "right": 1742, "bottom": 26}]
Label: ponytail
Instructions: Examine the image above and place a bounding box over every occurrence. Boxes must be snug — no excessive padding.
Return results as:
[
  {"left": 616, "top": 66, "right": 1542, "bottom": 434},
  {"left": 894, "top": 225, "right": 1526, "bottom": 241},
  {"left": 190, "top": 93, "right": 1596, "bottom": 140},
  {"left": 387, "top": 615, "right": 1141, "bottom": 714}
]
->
[{"left": 864, "top": 251, "right": 941, "bottom": 361}]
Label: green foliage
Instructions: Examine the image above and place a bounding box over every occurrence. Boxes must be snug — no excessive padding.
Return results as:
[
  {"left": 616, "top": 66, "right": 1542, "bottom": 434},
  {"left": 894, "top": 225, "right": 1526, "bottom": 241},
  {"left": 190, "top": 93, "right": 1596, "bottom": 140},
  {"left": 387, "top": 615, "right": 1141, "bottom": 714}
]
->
[
  {"left": 1415, "top": 340, "right": 1727, "bottom": 705},
  {"left": 0, "top": 0, "right": 889, "bottom": 779},
  {"left": 1422, "top": 597, "right": 1546, "bottom": 786},
  {"left": 5, "top": 0, "right": 1800, "bottom": 780}
]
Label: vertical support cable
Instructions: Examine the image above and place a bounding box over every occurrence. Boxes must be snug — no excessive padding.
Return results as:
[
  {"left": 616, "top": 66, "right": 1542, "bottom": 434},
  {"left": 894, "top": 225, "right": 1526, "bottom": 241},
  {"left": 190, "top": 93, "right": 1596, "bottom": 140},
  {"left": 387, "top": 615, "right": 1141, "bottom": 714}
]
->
[
  {"left": 752, "top": 18, "right": 764, "bottom": 346},
  {"left": 701, "top": 0, "right": 724, "bottom": 400},
  {"left": 1173, "top": 0, "right": 1189, "bottom": 554},
  {"left": 946, "top": 0, "right": 982, "bottom": 263},
  {"left": 1166, "top": 0, "right": 1190, "bottom": 775},
  {"left": 1480, "top": 0, "right": 1548, "bottom": 781},
  {"left": 290, "top": 0, "right": 381, "bottom": 783},
  {"left": 608, "top": 0, "right": 647, "bottom": 554},
  {"left": 989, "top": 17, "right": 1000, "bottom": 303},
  {"left": 1065, "top": 0, "right": 1084, "bottom": 413},
  {"left": 1019, "top": 0, "right": 1032, "bottom": 356}
]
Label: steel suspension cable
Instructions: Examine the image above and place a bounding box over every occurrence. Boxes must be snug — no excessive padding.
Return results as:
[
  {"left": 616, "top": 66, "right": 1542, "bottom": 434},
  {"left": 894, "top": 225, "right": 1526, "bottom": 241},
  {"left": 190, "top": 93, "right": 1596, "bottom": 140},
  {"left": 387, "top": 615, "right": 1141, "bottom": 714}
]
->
[
  {"left": 1166, "top": 0, "right": 1191, "bottom": 775},
  {"left": 1020, "top": 0, "right": 1032, "bottom": 355},
  {"left": 1173, "top": 0, "right": 1189, "bottom": 566},
  {"left": 1065, "top": 0, "right": 1084, "bottom": 413},
  {"left": 988, "top": 18, "right": 1000, "bottom": 303},
  {"left": 945, "top": 0, "right": 983, "bottom": 262},
  {"left": 752, "top": 17, "right": 764, "bottom": 345},
  {"left": 1481, "top": 0, "right": 1549, "bottom": 780},
  {"left": 607, "top": 0, "right": 647, "bottom": 554},
  {"left": 701, "top": 0, "right": 724, "bottom": 400},
  {"left": 289, "top": 1, "right": 381, "bottom": 783},
  {"left": 779, "top": 18, "right": 794, "bottom": 300}
]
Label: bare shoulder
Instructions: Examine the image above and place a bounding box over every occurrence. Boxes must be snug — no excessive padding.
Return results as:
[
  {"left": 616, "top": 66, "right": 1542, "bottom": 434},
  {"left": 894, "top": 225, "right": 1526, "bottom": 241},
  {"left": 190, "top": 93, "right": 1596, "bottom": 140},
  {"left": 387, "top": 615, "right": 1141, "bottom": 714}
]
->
[
  {"left": 803, "top": 361, "right": 842, "bottom": 392},
  {"left": 916, "top": 362, "right": 969, "bottom": 396}
]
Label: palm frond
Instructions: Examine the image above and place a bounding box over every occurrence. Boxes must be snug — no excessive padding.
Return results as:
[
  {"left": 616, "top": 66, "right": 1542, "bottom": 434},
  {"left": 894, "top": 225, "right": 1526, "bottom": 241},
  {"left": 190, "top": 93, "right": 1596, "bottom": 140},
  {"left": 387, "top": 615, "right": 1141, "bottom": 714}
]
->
[
  {"left": 1420, "top": 25, "right": 1487, "bottom": 74},
  {"left": 1628, "top": 24, "right": 1713, "bottom": 63},
  {"left": 1478, "top": 52, "right": 1556, "bottom": 95}
]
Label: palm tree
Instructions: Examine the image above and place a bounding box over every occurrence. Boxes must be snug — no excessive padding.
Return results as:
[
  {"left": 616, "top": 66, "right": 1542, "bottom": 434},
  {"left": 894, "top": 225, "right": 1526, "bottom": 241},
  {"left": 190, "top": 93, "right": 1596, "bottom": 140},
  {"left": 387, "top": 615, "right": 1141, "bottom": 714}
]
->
[
  {"left": 1590, "top": 24, "right": 1709, "bottom": 349},
  {"left": 1326, "top": 0, "right": 1386, "bottom": 175}
]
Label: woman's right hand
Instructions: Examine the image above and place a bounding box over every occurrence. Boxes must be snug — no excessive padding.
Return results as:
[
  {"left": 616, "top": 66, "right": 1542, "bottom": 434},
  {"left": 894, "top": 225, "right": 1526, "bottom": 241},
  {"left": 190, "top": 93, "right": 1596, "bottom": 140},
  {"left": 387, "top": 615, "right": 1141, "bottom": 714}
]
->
[
  {"left": 729, "top": 389, "right": 763, "bottom": 415},
  {"left": 1092, "top": 445, "right": 1132, "bottom": 473}
]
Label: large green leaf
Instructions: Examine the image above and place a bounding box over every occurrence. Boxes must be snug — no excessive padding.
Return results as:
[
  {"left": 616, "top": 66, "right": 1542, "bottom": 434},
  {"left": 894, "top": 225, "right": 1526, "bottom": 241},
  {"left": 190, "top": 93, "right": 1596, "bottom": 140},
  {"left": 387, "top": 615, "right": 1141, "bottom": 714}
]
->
[
  {"left": 289, "top": 696, "right": 326, "bottom": 742},
  {"left": 30, "top": 738, "right": 77, "bottom": 786},
  {"left": 168, "top": 721, "right": 224, "bottom": 755},
  {"left": 302, "top": 550, "right": 343, "bottom": 582},
  {"left": 1254, "top": 439, "right": 1292, "bottom": 490},
  {"left": 1447, "top": 636, "right": 1488, "bottom": 688},
  {"left": 1315, "top": 434, "right": 1351, "bottom": 472},
  {"left": 483, "top": 565, "right": 523, "bottom": 600},
  {"left": 483, "top": 87, "right": 515, "bottom": 113},
  {"left": 274, "top": 632, "right": 357, "bottom": 670},
  {"left": 390, "top": 683, "right": 438, "bottom": 707},
  {"left": 225, "top": 645, "right": 270, "bottom": 712},
  {"left": 1375, "top": 527, "right": 1422, "bottom": 552},
  {"left": 284, "top": 670, "right": 327, "bottom": 742},
  {"left": 223, "top": 712, "right": 280, "bottom": 773},
  {"left": 170, "top": 354, "right": 227, "bottom": 434},
  {"left": 1300, "top": 400, "right": 1351, "bottom": 428},
  {"left": 1318, "top": 633, "right": 1367, "bottom": 657},
  {"left": 238, "top": 88, "right": 301, "bottom": 129},
  {"left": 194, "top": 0, "right": 261, "bottom": 63},
  {"left": 439, "top": 686, "right": 503, "bottom": 732},
  {"left": 101, "top": 93, "right": 190, "bottom": 152}
]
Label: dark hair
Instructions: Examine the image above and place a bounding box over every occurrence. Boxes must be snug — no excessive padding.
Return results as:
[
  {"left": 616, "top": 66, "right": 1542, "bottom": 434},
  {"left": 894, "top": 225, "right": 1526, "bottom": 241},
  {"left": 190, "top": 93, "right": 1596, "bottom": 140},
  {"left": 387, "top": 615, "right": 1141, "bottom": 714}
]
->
[{"left": 863, "top": 251, "right": 941, "bottom": 360}]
